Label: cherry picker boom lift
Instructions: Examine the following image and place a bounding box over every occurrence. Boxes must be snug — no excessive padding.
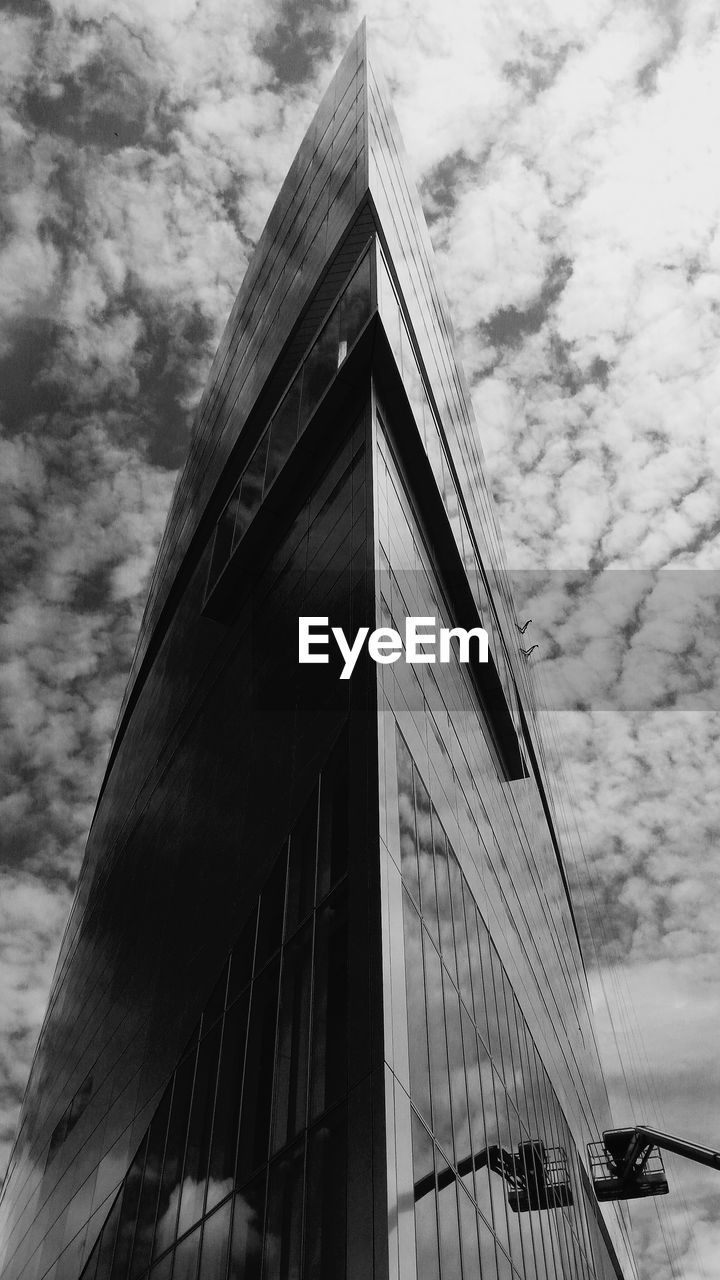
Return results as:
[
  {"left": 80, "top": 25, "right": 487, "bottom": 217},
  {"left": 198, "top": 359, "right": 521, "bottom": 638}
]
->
[
  {"left": 412, "top": 1126, "right": 719, "bottom": 1215},
  {"left": 588, "top": 1125, "right": 720, "bottom": 1201}
]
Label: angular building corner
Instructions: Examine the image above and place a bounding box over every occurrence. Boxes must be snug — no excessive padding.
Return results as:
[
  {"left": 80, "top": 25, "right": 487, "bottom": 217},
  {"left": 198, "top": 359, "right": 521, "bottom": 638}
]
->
[{"left": 0, "top": 22, "right": 639, "bottom": 1280}]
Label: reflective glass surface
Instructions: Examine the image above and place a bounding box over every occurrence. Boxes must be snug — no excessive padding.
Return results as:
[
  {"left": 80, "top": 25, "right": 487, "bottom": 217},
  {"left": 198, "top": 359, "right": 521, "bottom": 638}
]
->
[
  {"left": 395, "top": 727, "right": 604, "bottom": 1280},
  {"left": 77, "top": 736, "right": 351, "bottom": 1280},
  {"left": 374, "top": 410, "right": 633, "bottom": 1278},
  {"left": 206, "top": 248, "right": 372, "bottom": 597}
]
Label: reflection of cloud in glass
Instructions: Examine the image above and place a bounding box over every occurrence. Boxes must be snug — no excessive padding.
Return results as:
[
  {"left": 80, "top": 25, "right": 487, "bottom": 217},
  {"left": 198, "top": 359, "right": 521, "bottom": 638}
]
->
[
  {"left": 154, "top": 1177, "right": 233, "bottom": 1252},
  {"left": 230, "top": 1189, "right": 263, "bottom": 1272},
  {"left": 153, "top": 1179, "right": 183, "bottom": 1252},
  {"left": 450, "top": 1054, "right": 471, "bottom": 1155},
  {"left": 434, "top": 841, "right": 456, "bottom": 974},
  {"left": 200, "top": 1196, "right": 232, "bottom": 1272},
  {"left": 415, "top": 789, "right": 439, "bottom": 946},
  {"left": 423, "top": 941, "right": 454, "bottom": 1153}
]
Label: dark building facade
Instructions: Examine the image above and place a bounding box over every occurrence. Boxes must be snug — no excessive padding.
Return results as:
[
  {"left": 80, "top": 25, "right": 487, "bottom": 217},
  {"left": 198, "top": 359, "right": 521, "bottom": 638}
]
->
[{"left": 0, "top": 24, "right": 639, "bottom": 1280}]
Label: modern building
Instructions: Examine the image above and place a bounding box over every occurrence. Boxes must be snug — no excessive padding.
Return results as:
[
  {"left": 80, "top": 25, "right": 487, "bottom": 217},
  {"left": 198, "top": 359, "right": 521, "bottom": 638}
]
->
[{"left": 0, "top": 23, "right": 639, "bottom": 1280}]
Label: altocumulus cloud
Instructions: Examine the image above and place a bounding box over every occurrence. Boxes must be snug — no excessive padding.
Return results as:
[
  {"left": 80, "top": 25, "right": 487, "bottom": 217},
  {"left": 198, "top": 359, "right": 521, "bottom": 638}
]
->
[{"left": 2, "top": 1, "right": 720, "bottom": 1276}]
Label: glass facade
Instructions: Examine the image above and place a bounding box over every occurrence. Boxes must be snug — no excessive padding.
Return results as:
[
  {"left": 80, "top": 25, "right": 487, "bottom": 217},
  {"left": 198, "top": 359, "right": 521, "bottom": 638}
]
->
[
  {"left": 76, "top": 735, "right": 350, "bottom": 1280},
  {"left": 0, "top": 22, "right": 638, "bottom": 1280},
  {"left": 374, "top": 411, "right": 634, "bottom": 1279},
  {"left": 397, "top": 725, "right": 598, "bottom": 1280},
  {"left": 206, "top": 249, "right": 371, "bottom": 598}
]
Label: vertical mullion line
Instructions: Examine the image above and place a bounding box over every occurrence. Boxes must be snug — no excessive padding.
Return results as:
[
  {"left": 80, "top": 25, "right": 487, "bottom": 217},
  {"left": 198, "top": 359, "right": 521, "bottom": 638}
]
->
[
  {"left": 146, "top": 1072, "right": 176, "bottom": 1270},
  {"left": 198, "top": 970, "right": 229, "bottom": 1234},
  {"left": 360, "top": 19, "right": 370, "bottom": 205},
  {"left": 298, "top": 782, "right": 320, "bottom": 1276},
  {"left": 228, "top": 904, "right": 259, "bottom": 1253}
]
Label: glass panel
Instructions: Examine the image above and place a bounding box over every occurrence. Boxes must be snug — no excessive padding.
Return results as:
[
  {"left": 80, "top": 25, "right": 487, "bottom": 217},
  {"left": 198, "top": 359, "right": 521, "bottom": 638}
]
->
[
  {"left": 457, "top": 1184, "right": 481, "bottom": 1278},
  {"left": 67, "top": 1075, "right": 93, "bottom": 1133},
  {"left": 504, "top": 1098, "right": 537, "bottom": 1279},
  {"left": 424, "top": 405, "right": 444, "bottom": 489},
  {"left": 130, "top": 1089, "right": 172, "bottom": 1277},
  {"left": 398, "top": 316, "right": 422, "bottom": 416},
  {"left": 236, "top": 959, "right": 280, "bottom": 1183},
  {"left": 478, "top": 1040, "right": 512, "bottom": 1258},
  {"left": 413, "top": 770, "right": 438, "bottom": 948},
  {"left": 504, "top": 981, "right": 526, "bottom": 1118},
  {"left": 207, "top": 990, "right": 249, "bottom": 1213},
  {"left": 199, "top": 1198, "right": 232, "bottom": 1280},
  {"left": 229, "top": 1175, "right": 266, "bottom": 1280},
  {"left": 82, "top": 1233, "right": 100, "bottom": 1280},
  {"left": 262, "top": 1139, "right": 305, "bottom": 1280},
  {"left": 396, "top": 732, "right": 420, "bottom": 909},
  {"left": 208, "top": 485, "right": 240, "bottom": 591},
  {"left": 173, "top": 1225, "right": 201, "bottom": 1280},
  {"left": 415, "top": 383, "right": 432, "bottom": 453},
  {"left": 309, "top": 888, "right": 348, "bottom": 1119},
  {"left": 478, "top": 1225, "right": 500, "bottom": 1280},
  {"left": 255, "top": 847, "right": 287, "bottom": 972},
  {"left": 411, "top": 1113, "right": 440, "bottom": 1280},
  {"left": 377, "top": 252, "right": 403, "bottom": 371},
  {"left": 541, "top": 1087, "right": 577, "bottom": 1279},
  {"left": 299, "top": 306, "right": 341, "bottom": 429},
  {"left": 272, "top": 920, "right": 312, "bottom": 1152},
  {"left": 475, "top": 916, "right": 497, "bottom": 1059},
  {"left": 264, "top": 371, "right": 302, "bottom": 493},
  {"left": 492, "top": 1080, "right": 524, "bottom": 1271},
  {"left": 515, "top": 1026, "right": 561, "bottom": 1280},
  {"left": 519, "top": 1156, "right": 549, "bottom": 1280},
  {"left": 376, "top": 247, "right": 393, "bottom": 315},
  {"left": 303, "top": 1106, "right": 347, "bottom": 1280},
  {"left": 514, "top": 1022, "right": 538, "bottom": 1143},
  {"left": 396, "top": 306, "right": 411, "bottom": 381},
  {"left": 439, "top": 448, "right": 453, "bottom": 520},
  {"left": 443, "top": 970, "right": 470, "bottom": 1169},
  {"left": 149, "top": 1253, "right": 173, "bottom": 1280},
  {"left": 432, "top": 821, "right": 457, "bottom": 985},
  {"left": 178, "top": 1021, "right": 222, "bottom": 1234},
  {"left": 203, "top": 957, "right": 230, "bottom": 1033},
  {"left": 496, "top": 1246, "right": 514, "bottom": 1280},
  {"left": 233, "top": 433, "right": 269, "bottom": 549},
  {"left": 459, "top": 1009, "right": 493, "bottom": 1222},
  {"left": 411, "top": 1108, "right": 435, "bottom": 1189},
  {"left": 316, "top": 735, "right": 348, "bottom": 901},
  {"left": 423, "top": 938, "right": 452, "bottom": 1157},
  {"left": 488, "top": 948, "right": 512, "bottom": 1082},
  {"left": 436, "top": 1153, "right": 462, "bottom": 1280},
  {"left": 338, "top": 252, "right": 371, "bottom": 356},
  {"left": 97, "top": 1195, "right": 122, "bottom": 1279},
  {"left": 401, "top": 330, "right": 426, "bottom": 438},
  {"left": 448, "top": 856, "right": 472, "bottom": 1015},
  {"left": 111, "top": 1134, "right": 147, "bottom": 1277},
  {"left": 285, "top": 795, "right": 317, "bottom": 939},
  {"left": 402, "top": 891, "right": 432, "bottom": 1129},
  {"left": 227, "top": 908, "right": 257, "bottom": 1005},
  {"left": 463, "top": 885, "right": 484, "bottom": 1033}
]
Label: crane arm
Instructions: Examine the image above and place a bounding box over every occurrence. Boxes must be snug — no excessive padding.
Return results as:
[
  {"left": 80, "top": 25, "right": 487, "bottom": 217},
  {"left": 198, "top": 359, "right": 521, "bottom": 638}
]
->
[{"left": 606, "top": 1126, "right": 720, "bottom": 1181}]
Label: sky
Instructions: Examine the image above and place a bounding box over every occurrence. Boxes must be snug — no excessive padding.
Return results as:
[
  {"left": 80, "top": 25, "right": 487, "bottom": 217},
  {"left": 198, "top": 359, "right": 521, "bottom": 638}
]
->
[{"left": 1, "top": 0, "right": 719, "bottom": 1276}]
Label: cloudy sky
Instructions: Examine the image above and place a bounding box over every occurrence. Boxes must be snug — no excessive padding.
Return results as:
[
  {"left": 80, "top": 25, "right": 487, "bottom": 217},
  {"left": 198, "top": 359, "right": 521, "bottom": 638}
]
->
[{"left": 1, "top": 0, "right": 719, "bottom": 1276}]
